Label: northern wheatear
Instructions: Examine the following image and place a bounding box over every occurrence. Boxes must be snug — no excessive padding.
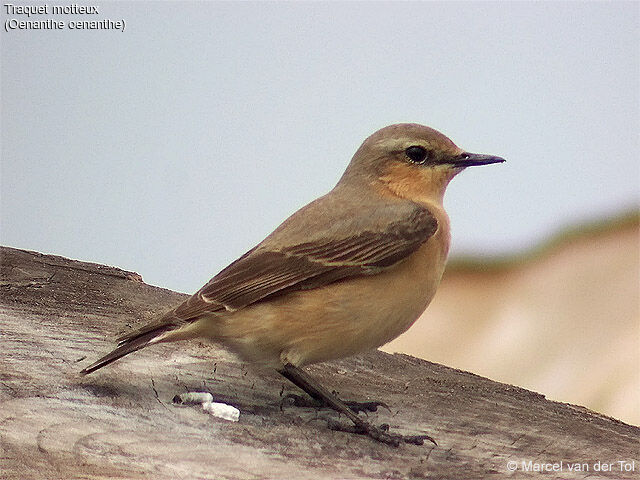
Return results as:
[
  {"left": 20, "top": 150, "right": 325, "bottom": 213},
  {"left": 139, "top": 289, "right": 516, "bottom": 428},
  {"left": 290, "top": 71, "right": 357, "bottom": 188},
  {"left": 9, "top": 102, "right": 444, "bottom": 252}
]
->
[{"left": 82, "top": 123, "right": 505, "bottom": 446}]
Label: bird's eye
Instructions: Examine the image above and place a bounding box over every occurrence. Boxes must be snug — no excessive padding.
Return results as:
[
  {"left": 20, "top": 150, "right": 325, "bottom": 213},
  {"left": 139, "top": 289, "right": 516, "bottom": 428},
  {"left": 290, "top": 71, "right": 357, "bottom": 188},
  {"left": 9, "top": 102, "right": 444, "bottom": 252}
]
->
[{"left": 405, "top": 146, "right": 428, "bottom": 164}]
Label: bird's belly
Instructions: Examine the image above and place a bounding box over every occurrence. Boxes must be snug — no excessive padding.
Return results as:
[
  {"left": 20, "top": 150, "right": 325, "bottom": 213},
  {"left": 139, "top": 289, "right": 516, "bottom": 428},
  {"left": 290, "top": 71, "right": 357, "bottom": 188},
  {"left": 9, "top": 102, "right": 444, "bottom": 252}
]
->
[{"left": 213, "top": 238, "right": 447, "bottom": 368}]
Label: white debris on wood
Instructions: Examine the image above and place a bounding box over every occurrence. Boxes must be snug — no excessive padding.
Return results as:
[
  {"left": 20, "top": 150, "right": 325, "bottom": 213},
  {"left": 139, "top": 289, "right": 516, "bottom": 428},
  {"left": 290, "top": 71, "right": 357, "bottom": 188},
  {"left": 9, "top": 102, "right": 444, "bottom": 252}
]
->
[
  {"left": 172, "top": 391, "right": 240, "bottom": 422},
  {"left": 172, "top": 391, "right": 213, "bottom": 405},
  {"left": 202, "top": 401, "right": 240, "bottom": 422}
]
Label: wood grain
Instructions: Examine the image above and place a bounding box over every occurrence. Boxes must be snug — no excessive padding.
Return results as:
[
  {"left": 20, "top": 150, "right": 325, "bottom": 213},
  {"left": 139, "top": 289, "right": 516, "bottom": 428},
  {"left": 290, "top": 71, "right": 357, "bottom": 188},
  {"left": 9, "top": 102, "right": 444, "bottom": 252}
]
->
[{"left": 1, "top": 246, "right": 637, "bottom": 479}]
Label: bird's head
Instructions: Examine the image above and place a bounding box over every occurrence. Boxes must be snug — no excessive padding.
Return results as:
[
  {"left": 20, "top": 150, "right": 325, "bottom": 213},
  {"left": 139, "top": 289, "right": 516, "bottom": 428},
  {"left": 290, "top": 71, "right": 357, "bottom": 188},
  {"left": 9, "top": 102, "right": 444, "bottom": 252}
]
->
[{"left": 339, "top": 123, "right": 505, "bottom": 205}]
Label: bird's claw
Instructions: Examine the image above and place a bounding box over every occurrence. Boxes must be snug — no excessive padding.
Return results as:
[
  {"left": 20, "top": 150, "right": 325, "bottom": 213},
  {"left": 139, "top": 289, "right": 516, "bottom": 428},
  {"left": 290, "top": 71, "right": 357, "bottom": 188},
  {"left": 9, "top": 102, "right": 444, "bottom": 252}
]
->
[
  {"left": 280, "top": 393, "right": 323, "bottom": 409},
  {"left": 344, "top": 400, "right": 389, "bottom": 413},
  {"left": 327, "top": 419, "right": 437, "bottom": 447}
]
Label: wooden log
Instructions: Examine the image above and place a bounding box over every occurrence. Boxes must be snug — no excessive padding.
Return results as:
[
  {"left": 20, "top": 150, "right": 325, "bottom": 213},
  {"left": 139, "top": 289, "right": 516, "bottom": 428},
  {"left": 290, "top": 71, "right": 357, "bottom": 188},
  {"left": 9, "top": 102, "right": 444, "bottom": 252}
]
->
[{"left": 1, "top": 246, "right": 637, "bottom": 479}]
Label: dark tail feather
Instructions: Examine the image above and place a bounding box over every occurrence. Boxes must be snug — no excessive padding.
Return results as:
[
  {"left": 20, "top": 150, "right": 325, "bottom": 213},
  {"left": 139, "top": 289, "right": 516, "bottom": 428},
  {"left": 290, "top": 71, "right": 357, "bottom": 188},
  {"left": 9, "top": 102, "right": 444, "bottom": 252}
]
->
[{"left": 80, "top": 328, "right": 170, "bottom": 375}]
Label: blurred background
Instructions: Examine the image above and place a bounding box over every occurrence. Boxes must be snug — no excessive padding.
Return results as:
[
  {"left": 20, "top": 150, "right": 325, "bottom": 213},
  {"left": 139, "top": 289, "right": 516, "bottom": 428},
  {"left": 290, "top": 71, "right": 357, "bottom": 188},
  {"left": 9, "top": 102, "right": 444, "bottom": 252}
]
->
[{"left": 2, "top": 2, "right": 638, "bottom": 424}]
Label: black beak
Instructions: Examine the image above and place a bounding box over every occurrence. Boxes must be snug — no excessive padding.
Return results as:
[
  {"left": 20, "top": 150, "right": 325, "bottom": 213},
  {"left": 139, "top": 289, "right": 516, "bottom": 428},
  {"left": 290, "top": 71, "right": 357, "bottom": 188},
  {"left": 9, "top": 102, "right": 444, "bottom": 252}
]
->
[{"left": 451, "top": 152, "right": 506, "bottom": 168}]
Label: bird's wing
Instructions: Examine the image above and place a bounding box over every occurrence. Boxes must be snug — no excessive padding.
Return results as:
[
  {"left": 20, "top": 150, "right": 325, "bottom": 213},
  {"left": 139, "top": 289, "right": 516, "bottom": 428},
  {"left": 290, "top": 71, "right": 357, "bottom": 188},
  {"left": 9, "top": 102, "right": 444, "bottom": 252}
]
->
[
  {"left": 116, "top": 201, "right": 437, "bottom": 344},
  {"left": 179, "top": 202, "right": 436, "bottom": 314}
]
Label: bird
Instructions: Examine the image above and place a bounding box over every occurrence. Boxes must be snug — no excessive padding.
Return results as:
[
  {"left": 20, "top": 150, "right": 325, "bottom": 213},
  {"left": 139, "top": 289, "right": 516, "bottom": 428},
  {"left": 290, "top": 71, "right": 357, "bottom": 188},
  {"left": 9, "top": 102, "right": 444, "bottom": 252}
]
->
[{"left": 81, "top": 123, "right": 505, "bottom": 446}]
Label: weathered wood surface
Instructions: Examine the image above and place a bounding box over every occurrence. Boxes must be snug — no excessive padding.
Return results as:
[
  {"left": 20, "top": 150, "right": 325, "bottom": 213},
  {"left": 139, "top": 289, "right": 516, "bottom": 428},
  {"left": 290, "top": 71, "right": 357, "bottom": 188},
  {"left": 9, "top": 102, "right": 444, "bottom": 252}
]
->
[{"left": 1, "top": 246, "right": 638, "bottom": 479}]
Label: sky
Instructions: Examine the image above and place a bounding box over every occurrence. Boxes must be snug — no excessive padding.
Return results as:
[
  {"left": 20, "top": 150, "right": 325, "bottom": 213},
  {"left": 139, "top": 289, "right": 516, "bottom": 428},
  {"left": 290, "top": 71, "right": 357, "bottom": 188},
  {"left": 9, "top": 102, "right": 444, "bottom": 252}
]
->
[{"left": 2, "top": 1, "right": 639, "bottom": 294}]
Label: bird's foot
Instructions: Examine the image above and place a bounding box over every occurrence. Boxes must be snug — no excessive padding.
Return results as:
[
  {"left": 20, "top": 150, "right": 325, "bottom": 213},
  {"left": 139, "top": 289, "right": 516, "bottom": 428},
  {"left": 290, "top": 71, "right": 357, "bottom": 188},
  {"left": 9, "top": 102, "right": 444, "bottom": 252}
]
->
[
  {"left": 344, "top": 400, "right": 389, "bottom": 413},
  {"left": 280, "top": 393, "right": 322, "bottom": 409},
  {"left": 281, "top": 393, "right": 386, "bottom": 413},
  {"left": 327, "top": 419, "right": 437, "bottom": 447}
]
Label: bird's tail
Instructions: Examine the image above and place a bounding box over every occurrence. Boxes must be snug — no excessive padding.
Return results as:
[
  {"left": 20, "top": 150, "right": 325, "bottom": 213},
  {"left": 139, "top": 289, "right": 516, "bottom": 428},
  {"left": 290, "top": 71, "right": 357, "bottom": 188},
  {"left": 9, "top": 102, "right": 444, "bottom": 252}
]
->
[{"left": 80, "top": 324, "right": 174, "bottom": 375}]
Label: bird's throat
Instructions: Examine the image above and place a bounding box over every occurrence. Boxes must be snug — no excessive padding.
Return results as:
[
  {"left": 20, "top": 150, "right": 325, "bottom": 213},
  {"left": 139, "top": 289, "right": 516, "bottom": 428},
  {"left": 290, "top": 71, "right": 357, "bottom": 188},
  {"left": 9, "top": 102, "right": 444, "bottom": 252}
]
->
[{"left": 377, "top": 162, "right": 457, "bottom": 207}]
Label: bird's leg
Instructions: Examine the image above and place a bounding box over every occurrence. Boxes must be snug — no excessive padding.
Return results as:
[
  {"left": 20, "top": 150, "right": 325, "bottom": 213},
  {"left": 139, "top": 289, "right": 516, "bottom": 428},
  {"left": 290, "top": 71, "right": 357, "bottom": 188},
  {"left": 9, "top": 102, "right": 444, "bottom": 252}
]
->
[
  {"left": 282, "top": 393, "right": 384, "bottom": 413},
  {"left": 277, "top": 363, "right": 436, "bottom": 447},
  {"left": 281, "top": 389, "right": 385, "bottom": 413},
  {"left": 279, "top": 365, "right": 386, "bottom": 413}
]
